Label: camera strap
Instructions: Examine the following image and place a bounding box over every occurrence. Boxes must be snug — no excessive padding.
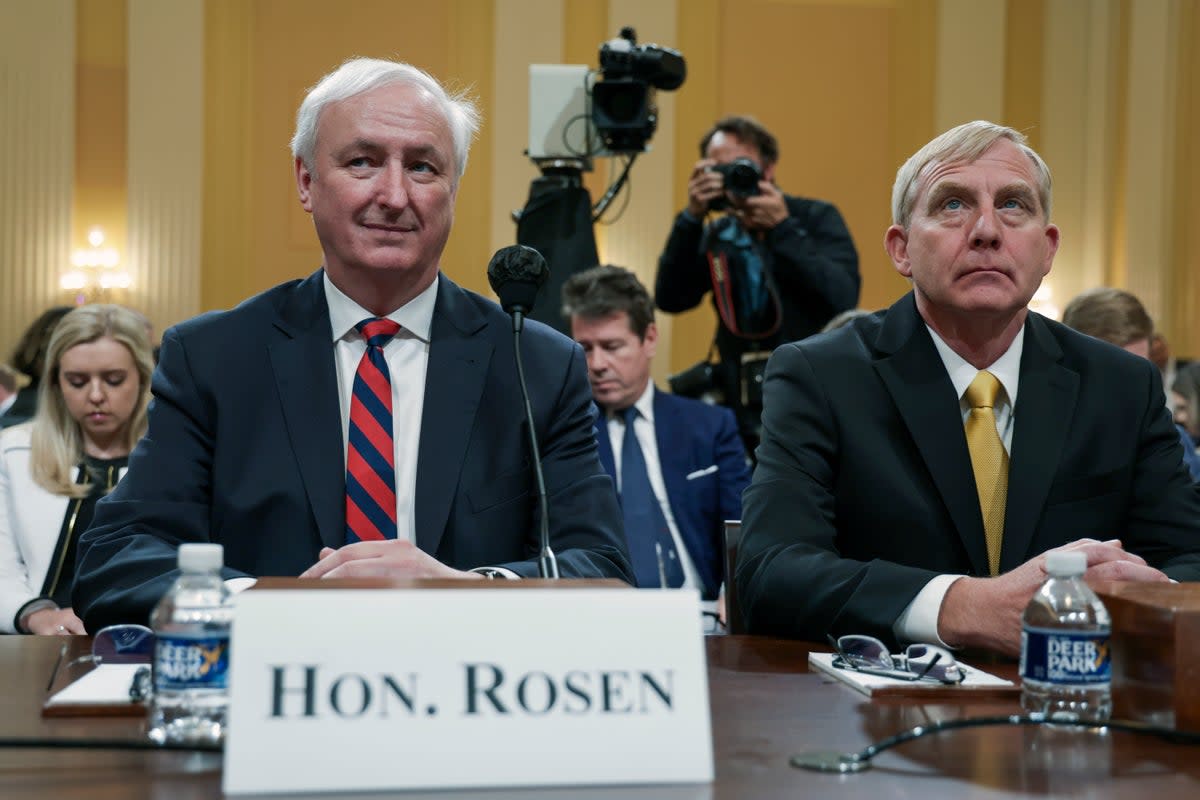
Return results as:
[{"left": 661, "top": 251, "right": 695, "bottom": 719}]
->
[{"left": 704, "top": 217, "right": 781, "bottom": 340}]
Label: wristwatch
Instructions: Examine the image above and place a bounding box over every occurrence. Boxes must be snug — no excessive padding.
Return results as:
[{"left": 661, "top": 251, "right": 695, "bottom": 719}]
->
[{"left": 475, "top": 568, "right": 508, "bottom": 580}]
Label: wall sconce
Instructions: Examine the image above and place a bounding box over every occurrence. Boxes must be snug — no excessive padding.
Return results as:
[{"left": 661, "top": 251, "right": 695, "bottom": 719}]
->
[{"left": 60, "top": 227, "right": 132, "bottom": 304}]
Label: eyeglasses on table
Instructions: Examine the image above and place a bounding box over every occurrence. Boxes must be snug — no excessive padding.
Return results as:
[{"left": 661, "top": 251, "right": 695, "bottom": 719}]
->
[
  {"left": 828, "top": 634, "right": 965, "bottom": 685},
  {"left": 46, "top": 624, "right": 156, "bottom": 694}
]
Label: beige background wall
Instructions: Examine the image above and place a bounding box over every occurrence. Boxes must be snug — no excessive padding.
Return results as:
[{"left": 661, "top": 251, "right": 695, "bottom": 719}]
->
[{"left": 3, "top": 0, "right": 1200, "bottom": 375}]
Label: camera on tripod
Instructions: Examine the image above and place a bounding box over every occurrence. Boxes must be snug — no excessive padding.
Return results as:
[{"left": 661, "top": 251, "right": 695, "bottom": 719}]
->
[
  {"left": 591, "top": 27, "right": 686, "bottom": 154},
  {"left": 708, "top": 157, "right": 762, "bottom": 210},
  {"left": 526, "top": 27, "right": 686, "bottom": 164}
]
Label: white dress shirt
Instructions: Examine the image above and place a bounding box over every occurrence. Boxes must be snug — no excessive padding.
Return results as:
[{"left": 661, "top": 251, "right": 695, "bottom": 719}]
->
[
  {"left": 893, "top": 325, "right": 1024, "bottom": 646},
  {"left": 606, "top": 383, "right": 705, "bottom": 593},
  {"left": 325, "top": 272, "right": 436, "bottom": 544},
  {"left": 0, "top": 393, "right": 16, "bottom": 418}
]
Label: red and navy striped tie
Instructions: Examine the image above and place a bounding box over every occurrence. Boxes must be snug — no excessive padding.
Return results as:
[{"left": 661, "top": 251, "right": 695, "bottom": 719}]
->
[{"left": 345, "top": 317, "right": 401, "bottom": 543}]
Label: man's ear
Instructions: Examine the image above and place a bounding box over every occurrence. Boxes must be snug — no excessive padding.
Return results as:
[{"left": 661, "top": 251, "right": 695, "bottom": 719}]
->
[
  {"left": 644, "top": 321, "right": 658, "bottom": 359},
  {"left": 295, "top": 157, "right": 314, "bottom": 212},
  {"left": 885, "top": 225, "right": 912, "bottom": 278},
  {"left": 762, "top": 160, "right": 777, "bottom": 184}
]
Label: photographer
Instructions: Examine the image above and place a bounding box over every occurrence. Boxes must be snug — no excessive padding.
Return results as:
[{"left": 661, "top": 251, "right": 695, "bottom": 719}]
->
[{"left": 655, "top": 116, "right": 859, "bottom": 452}]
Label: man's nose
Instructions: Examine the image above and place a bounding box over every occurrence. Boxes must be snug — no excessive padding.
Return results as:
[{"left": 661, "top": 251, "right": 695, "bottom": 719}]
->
[
  {"left": 587, "top": 350, "right": 608, "bottom": 374},
  {"left": 970, "top": 206, "right": 1002, "bottom": 249},
  {"left": 377, "top": 163, "right": 409, "bottom": 209}
]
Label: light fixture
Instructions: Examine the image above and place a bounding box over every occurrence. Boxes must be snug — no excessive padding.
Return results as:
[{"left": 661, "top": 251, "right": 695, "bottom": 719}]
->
[{"left": 61, "top": 227, "right": 132, "bottom": 303}]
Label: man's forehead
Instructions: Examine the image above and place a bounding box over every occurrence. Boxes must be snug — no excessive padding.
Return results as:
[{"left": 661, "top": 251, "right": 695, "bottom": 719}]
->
[
  {"left": 318, "top": 83, "right": 449, "bottom": 139},
  {"left": 708, "top": 131, "right": 760, "bottom": 158},
  {"left": 916, "top": 140, "right": 1038, "bottom": 195}
]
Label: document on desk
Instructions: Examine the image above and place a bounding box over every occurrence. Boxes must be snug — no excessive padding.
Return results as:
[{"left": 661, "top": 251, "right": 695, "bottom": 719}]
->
[
  {"left": 808, "top": 652, "right": 1017, "bottom": 699},
  {"left": 43, "top": 664, "right": 145, "bottom": 716}
]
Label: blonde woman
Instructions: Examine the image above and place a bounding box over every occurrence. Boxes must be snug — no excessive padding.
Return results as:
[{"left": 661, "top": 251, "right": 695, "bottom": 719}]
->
[{"left": 0, "top": 305, "right": 153, "bottom": 634}]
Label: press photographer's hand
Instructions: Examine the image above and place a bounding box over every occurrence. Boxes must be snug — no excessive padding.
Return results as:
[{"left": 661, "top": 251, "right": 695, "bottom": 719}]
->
[
  {"left": 733, "top": 181, "right": 789, "bottom": 231},
  {"left": 686, "top": 159, "right": 724, "bottom": 218}
]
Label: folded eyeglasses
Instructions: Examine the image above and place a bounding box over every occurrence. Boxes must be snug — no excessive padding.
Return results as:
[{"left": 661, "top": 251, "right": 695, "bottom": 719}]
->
[
  {"left": 46, "top": 624, "right": 156, "bottom": 695},
  {"left": 828, "top": 634, "right": 965, "bottom": 685}
]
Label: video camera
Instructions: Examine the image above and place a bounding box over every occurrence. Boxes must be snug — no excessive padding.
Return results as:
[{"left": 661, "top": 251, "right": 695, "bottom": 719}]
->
[
  {"left": 708, "top": 157, "right": 762, "bottom": 210},
  {"left": 527, "top": 27, "right": 686, "bottom": 163},
  {"left": 592, "top": 27, "right": 686, "bottom": 154}
]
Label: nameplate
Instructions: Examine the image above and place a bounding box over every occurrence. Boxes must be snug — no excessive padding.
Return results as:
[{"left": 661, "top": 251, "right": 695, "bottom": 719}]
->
[{"left": 222, "top": 579, "right": 713, "bottom": 795}]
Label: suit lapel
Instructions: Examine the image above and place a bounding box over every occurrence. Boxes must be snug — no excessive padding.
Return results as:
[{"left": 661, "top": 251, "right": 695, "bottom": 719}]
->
[
  {"left": 873, "top": 294, "right": 990, "bottom": 575},
  {"left": 595, "top": 415, "right": 615, "bottom": 480},
  {"left": 414, "top": 277, "right": 491, "bottom": 556},
  {"left": 268, "top": 271, "right": 346, "bottom": 550},
  {"left": 1002, "top": 314, "right": 1076, "bottom": 569}
]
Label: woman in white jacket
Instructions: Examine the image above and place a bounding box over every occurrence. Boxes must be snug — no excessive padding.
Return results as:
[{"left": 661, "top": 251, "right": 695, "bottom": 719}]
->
[{"left": 0, "top": 304, "right": 152, "bottom": 634}]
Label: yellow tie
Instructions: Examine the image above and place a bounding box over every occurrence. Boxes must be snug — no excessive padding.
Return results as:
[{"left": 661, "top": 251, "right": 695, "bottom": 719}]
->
[{"left": 964, "top": 370, "right": 1008, "bottom": 576}]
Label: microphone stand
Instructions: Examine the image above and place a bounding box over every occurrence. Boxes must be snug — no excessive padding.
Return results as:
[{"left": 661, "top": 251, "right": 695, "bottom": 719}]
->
[{"left": 510, "top": 309, "right": 559, "bottom": 579}]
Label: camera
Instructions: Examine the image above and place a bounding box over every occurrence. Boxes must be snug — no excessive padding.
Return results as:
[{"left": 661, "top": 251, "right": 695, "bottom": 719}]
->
[
  {"left": 708, "top": 157, "right": 762, "bottom": 210},
  {"left": 668, "top": 360, "right": 723, "bottom": 404},
  {"left": 591, "top": 28, "right": 687, "bottom": 154},
  {"left": 527, "top": 27, "right": 685, "bottom": 162}
]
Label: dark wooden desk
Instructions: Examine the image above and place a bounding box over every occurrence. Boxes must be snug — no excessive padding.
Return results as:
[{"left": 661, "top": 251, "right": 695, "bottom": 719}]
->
[{"left": 2, "top": 635, "right": 1197, "bottom": 798}]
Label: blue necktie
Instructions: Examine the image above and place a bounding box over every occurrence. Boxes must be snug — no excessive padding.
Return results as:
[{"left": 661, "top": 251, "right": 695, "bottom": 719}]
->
[{"left": 620, "top": 407, "right": 684, "bottom": 588}]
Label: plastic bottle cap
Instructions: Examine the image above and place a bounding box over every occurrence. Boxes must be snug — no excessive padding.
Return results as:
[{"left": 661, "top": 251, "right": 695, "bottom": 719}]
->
[
  {"left": 178, "top": 543, "right": 224, "bottom": 572},
  {"left": 1044, "top": 549, "right": 1087, "bottom": 577}
]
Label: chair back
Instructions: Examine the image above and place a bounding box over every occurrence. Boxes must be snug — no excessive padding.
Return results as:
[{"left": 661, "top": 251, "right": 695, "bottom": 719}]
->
[{"left": 723, "top": 520, "right": 745, "bottom": 634}]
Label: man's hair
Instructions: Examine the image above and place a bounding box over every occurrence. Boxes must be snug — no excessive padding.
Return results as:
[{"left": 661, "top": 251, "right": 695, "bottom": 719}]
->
[
  {"left": 699, "top": 116, "right": 779, "bottom": 166},
  {"left": 1061, "top": 287, "right": 1153, "bottom": 348},
  {"left": 891, "top": 120, "right": 1053, "bottom": 228},
  {"left": 0, "top": 364, "right": 29, "bottom": 394},
  {"left": 561, "top": 265, "right": 655, "bottom": 339},
  {"left": 290, "top": 57, "right": 481, "bottom": 180},
  {"left": 30, "top": 304, "right": 155, "bottom": 499}
]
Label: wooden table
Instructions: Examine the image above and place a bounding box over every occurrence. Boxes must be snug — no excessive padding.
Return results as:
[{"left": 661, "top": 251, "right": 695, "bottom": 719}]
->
[{"left": 1, "top": 635, "right": 1197, "bottom": 798}]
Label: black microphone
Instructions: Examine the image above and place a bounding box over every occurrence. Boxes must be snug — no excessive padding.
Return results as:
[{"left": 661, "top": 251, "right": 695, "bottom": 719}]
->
[
  {"left": 488, "top": 244, "right": 549, "bottom": 330},
  {"left": 486, "top": 245, "right": 559, "bottom": 579}
]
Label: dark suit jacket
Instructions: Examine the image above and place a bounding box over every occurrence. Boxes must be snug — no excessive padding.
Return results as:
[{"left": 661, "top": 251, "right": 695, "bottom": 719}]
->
[
  {"left": 595, "top": 388, "right": 749, "bottom": 599},
  {"left": 0, "top": 389, "right": 35, "bottom": 429},
  {"left": 74, "top": 271, "right": 632, "bottom": 630},
  {"left": 736, "top": 292, "right": 1200, "bottom": 645}
]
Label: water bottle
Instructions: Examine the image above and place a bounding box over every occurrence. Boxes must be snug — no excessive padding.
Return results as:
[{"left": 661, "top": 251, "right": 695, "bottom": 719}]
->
[
  {"left": 1019, "top": 550, "right": 1112, "bottom": 722},
  {"left": 147, "top": 543, "right": 232, "bottom": 745}
]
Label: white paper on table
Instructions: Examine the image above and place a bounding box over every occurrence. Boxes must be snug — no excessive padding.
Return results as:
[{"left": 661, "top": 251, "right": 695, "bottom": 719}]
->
[{"left": 45, "top": 664, "right": 144, "bottom": 707}]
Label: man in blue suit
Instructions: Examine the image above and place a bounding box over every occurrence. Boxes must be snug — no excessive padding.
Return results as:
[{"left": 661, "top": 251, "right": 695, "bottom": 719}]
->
[
  {"left": 73, "top": 58, "right": 631, "bottom": 630},
  {"left": 562, "top": 266, "right": 749, "bottom": 602}
]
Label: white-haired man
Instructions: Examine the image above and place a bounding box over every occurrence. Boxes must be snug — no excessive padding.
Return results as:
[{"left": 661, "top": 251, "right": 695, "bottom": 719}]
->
[
  {"left": 75, "top": 58, "right": 632, "bottom": 630},
  {"left": 736, "top": 120, "right": 1200, "bottom": 656}
]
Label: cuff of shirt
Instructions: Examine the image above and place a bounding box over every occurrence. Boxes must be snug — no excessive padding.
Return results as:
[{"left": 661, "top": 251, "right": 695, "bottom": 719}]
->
[
  {"left": 225, "top": 577, "right": 258, "bottom": 594},
  {"left": 471, "top": 567, "right": 520, "bottom": 580},
  {"left": 15, "top": 597, "right": 59, "bottom": 634},
  {"left": 892, "top": 574, "right": 964, "bottom": 647}
]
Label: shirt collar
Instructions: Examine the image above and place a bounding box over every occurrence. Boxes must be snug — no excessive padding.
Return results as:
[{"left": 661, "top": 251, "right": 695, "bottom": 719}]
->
[
  {"left": 323, "top": 272, "right": 439, "bottom": 343},
  {"left": 609, "top": 381, "right": 656, "bottom": 423},
  {"left": 926, "top": 323, "right": 1024, "bottom": 408}
]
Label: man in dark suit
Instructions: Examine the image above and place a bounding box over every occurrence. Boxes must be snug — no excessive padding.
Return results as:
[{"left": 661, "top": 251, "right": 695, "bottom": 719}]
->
[
  {"left": 73, "top": 58, "right": 631, "bottom": 630},
  {"left": 0, "top": 366, "right": 34, "bottom": 429},
  {"left": 736, "top": 120, "right": 1200, "bottom": 656},
  {"left": 562, "top": 266, "right": 749, "bottom": 602}
]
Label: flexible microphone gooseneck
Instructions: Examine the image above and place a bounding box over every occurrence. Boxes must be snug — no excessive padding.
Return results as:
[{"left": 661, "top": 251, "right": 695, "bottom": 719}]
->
[{"left": 486, "top": 245, "right": 559, "bottom": 579}]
